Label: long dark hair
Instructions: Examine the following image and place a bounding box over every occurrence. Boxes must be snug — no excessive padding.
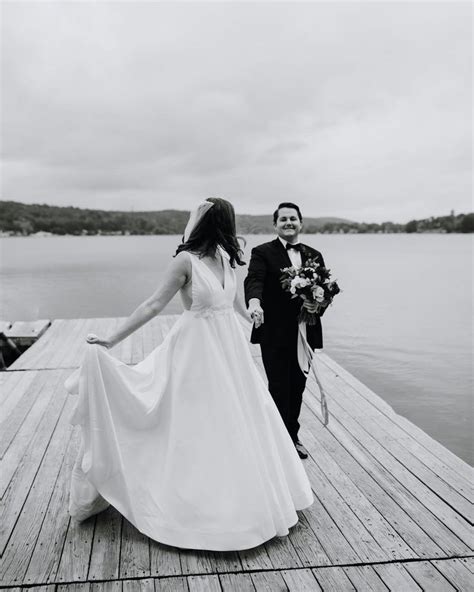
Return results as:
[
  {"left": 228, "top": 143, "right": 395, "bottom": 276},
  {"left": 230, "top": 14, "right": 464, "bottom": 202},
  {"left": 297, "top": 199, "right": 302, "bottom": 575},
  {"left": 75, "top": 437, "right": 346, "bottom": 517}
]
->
[{"left": 175, "top": 197, "right": 245, "bottom": 267}]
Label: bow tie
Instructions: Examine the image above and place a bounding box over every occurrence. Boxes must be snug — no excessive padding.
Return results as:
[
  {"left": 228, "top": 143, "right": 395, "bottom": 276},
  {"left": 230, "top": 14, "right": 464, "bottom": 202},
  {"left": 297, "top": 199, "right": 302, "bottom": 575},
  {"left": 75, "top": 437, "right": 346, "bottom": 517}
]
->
[{"left": 286, "top": 243, "right": 302, "bottom": 252}]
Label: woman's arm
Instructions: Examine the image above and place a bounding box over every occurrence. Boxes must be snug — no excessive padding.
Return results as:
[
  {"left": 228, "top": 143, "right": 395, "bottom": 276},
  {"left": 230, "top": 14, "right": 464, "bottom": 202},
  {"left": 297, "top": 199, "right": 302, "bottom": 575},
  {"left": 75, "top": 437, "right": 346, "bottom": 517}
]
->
[
  {"left": 233, "top": 286, "right": 252, "bottom": 322},
  {"left": 87, "top": 252, "right": 190, "bottom": 348}
]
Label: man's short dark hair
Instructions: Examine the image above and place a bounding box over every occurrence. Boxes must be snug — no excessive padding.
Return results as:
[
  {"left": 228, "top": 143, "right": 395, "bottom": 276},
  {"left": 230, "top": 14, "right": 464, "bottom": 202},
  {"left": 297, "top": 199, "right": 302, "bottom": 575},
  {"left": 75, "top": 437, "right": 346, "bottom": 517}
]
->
[{"left": 273, "top": 202, "right": 303, "bottom": 224}]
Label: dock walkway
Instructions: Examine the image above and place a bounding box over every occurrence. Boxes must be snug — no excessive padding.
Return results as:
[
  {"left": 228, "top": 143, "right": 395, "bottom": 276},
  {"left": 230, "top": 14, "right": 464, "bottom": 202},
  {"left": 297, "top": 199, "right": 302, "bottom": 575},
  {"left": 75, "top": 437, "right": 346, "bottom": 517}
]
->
[{"left": 1, "top": 316, "right": 472, "bottom": 591}]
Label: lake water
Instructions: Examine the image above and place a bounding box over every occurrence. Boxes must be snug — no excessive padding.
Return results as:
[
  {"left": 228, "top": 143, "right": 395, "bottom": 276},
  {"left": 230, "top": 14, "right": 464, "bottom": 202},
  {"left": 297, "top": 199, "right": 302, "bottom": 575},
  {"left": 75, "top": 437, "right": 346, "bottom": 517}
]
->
[{"left": 1, "top": 234, "right": 472, "bottom": 464}]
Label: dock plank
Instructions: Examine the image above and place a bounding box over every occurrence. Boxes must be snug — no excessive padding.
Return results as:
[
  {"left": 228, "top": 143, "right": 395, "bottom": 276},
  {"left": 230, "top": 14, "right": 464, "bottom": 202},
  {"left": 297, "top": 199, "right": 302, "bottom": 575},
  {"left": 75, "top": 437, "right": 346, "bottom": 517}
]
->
[
  {"left": 0, "top": 587, "right": 55, "bottom": 592},
  {"left": 373, "top": 562, "right": 422, "bottom": 591},
  {"left": 301, "top": 436, "right": 395, "bottom": 563},
  {"left": 122, "top": 579, "right": 154, "bottom": 592},
  {"left": 304, "top": 376, "right": 473, "bottom": 552},
  {"left": 342, "top": 565, "right": 389, "bottom": 591},
  {"left": 9, "top": 318, "right": 118, "bottom": 370},
  {"left": 281, "top": 568, "right": 322, "bottom": 591},
  {"left": 303, "top": 383, "right": 472, "bottom": 555},
  {"left": 251, "top": 571, "right": 287, "bottom": 592},
  {"left": 209, "top": 551, "right": 241, "bottom": 574},
  {"left": 263, "top": 531, "right": 302, "bottom": 570},
  {"left": 301, "top": 402, "right": 446, "bottom": 559},
  {"left": 0, "top": 371, "right": 57, "bottom": 497},
  {"left": 128, "top": 323, "right": 143, "bottom": 366},
  {"left": 314, "top": 359, "right": 473, "bottom": 515},
  {"left": 300, "top": 422, "right": 414, "bottom": 561},
  {"left": 288, "top": 476, "right": 361, "bottom": 565},
  {"left": 460, "top": 555, "right": 474, "bottom": 573},
  {"left": 219, "top": 573, "right": 255, "bottom": 592},
  {"left": 154, "top": 578, "right": 188, "bottom": 592},
  {"left": 91, "top": 580, "right": 122, "bottom": 592},
  {"left": 0, "top": 369, "right": 36, "bottom": 420},
  {"left": 88, "top": 507, "right": 122, "bottom": 581},
  {"left": 24, "top": 430, "right": 80, "bottom": 585},
  {"left": 187, "top": 574, "right": 221, "bottom": 592},
  {"left": 179, "top": 549, "right": 217, "bottom": 576},
  {"left": 0, "top": 370, "right": 70, "bottom": 554},
  {"left": 312, "top": 566, "right": 356, "bottom": 591},
  {"left": 140, "top": 317, "right": 155, "bottom": 361},
  {"left": 238, "top": 546, "right": 273, "bottom": 572},
  {"left": 46, "top": 319, "right": 89, "bottom": 370},
  {"left": 251, "top": 362, "right": 365, "bottom": 566},
  {"left": 149, "top": 541, "right": 182, "bottom": 578},
  {"left": 8, "top": 316, "right": 179, "bottom": 371},
  {"left": 119, "top": 519, "right": 151, "bottom": 579},
  {"left": 4, "top": 320, "right": 51, "bottom": 342},
  {"left": 0, "top": 320, "right": 12, "bottom": 332},
  {"left": 57, "top": 584, "right": 91, "bottom": 592},
  {"left": 1, "top": 314, "right": 471, "bottom": 591},
  {"left": 404, "top": 560, "right": 458, "bottom": 591},
  {"left": 255, "top": 357, "right": 438, "bottom": 562},
  {"left": 432, "top": 558, "right": 474, "bottom": 591},
  {"left": 0, "top": 370, "right": 50, "bottom": 458},
  {"left": 321, "top": 353, "right": 472, "bottom": 481},
  {"left": 56, "top": 515, "right": 96, "bottom": 582},
  {"left": 8, "top": 319, "right": 71, "bottom": 370},
  {"left": 0, "top": 392, "right": 75, "bottom": 585},
  {"left": 285, "top": 512, "right": 331, "bottom": 567},
  {"left": 396, "top": 433, "right": 473, "bottom": 501}
]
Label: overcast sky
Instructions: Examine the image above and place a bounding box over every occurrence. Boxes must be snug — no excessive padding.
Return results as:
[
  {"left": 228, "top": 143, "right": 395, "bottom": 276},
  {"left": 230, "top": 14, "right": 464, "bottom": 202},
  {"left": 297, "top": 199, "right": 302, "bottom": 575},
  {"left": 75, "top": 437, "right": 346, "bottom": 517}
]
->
[{"left": 1, "top": 0, "right": 471, "bottom": 222}]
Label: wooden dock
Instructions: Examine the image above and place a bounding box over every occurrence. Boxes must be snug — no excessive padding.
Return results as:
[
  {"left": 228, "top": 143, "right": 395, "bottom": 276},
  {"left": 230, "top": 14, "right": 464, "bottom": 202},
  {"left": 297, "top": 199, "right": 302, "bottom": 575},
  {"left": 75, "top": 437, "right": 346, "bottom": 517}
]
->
[{"left": 1, "top": 316, "right": 472, "bottom": 591}]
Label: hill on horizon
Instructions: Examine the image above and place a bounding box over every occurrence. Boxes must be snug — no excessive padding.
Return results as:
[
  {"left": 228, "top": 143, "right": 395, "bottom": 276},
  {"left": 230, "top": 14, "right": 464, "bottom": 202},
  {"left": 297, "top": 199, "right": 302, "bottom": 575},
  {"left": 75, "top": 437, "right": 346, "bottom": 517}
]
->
[{"left": 0, "top": 201, "right": 353, "bottom": 235}]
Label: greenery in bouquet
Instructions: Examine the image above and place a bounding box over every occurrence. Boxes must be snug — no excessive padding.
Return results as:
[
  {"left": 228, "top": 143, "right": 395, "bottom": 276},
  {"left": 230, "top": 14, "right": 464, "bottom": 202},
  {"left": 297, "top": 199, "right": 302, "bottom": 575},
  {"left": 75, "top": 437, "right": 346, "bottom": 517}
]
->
[{"left": 280, "top": 257, "right": 340, "bottom": 325}]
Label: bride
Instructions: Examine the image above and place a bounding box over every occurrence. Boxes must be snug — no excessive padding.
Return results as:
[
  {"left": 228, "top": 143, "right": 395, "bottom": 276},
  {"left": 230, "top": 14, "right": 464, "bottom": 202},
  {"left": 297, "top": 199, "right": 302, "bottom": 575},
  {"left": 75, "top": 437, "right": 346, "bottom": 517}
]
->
[{"left": 65, "top": 197, "right": 313, "bottom": 551}]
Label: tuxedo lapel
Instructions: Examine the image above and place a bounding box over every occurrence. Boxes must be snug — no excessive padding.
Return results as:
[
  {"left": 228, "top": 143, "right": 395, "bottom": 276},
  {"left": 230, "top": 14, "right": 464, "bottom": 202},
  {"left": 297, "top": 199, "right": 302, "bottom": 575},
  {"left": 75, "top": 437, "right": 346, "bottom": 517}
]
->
[
  {"left": 301, "top": 244, "right": 314, "bottom": 267},
  {"left": 301, "top": 244, "right": 320, "bottom": 266},
  {"left": 272, "top": 238, "right": 292, "bottom": 268}
]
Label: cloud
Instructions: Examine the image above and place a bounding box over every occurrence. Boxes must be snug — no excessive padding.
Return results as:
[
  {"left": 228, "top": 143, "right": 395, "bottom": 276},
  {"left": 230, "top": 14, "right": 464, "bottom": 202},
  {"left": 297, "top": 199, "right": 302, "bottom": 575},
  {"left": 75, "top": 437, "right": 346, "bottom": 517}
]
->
[{"left": 1, "top": 1, "right": 471, "bottom": 221}]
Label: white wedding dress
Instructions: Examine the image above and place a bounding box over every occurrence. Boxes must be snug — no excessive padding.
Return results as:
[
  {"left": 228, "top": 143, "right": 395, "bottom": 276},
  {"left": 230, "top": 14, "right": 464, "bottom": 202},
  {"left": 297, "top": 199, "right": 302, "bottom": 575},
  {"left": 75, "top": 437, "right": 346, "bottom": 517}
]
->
[{"left": 65, "top": 249, "right": 313, "bottom": 551}]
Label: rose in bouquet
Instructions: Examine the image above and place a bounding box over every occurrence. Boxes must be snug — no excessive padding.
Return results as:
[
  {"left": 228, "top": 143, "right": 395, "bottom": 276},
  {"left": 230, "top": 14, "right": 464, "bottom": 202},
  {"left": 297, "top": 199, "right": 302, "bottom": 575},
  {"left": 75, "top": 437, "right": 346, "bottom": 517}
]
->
[{"left": 280, "top": 257, "right": 340, "bottom": 325}]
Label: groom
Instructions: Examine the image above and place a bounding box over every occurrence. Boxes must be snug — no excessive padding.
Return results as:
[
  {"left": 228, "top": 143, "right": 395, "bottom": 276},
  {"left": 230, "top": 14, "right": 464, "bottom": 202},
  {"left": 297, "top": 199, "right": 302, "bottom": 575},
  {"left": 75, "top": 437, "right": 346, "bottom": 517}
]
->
[{"left": 244, "top": 203, "right": 325, "bottom": 459}]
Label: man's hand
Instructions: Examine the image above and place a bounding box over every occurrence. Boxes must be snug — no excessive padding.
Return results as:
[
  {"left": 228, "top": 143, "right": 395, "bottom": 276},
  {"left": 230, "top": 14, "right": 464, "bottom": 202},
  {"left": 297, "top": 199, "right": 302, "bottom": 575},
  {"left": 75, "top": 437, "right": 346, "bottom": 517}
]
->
[
  {"left": 248, "top": 298, "right": 264, "bottom": 328},
  {"left": 301, "top": 300, "right": 321, "bottom": 314}
]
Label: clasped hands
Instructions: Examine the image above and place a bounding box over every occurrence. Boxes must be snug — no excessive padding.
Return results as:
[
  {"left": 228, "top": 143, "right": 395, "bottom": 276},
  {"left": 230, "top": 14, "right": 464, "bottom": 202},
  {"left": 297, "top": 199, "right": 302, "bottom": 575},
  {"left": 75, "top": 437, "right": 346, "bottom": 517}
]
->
[
  {"left": 247, "top": 297, "right": 320, "bottom": 327},
  {"left": 247, "top": 299, "right": 264, "bottom": 328}
]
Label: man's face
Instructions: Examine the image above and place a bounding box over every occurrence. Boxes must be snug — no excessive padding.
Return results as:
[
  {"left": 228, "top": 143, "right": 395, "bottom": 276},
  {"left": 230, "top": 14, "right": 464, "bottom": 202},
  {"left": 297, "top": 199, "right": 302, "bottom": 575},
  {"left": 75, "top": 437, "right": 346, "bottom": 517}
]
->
[{"left": 274, "top": 207, "right": 302, "bottom": 242}]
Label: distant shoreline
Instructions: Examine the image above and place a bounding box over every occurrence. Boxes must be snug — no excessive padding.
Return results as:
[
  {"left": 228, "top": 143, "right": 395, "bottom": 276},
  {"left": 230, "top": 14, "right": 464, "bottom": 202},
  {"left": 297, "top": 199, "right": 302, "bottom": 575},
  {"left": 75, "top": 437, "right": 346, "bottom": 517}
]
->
[
  {"left": 0, "top": 230, "right": 468, "bottom": 238},
  {"left": 1, "top": 201, "right": 473, "bottom": 235}
]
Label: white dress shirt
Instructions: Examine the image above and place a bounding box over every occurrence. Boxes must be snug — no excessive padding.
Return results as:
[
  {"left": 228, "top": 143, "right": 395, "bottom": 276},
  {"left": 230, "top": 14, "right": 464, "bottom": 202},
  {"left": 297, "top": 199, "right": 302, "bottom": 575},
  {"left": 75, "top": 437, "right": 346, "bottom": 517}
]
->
[{"left": 278, "top": 237, "right": 302, "bottom": 268}]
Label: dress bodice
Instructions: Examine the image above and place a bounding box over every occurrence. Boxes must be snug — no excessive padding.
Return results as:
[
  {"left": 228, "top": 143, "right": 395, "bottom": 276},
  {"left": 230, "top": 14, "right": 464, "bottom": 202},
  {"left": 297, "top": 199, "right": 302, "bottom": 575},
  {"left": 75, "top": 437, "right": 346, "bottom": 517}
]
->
[{"left": 180, "top": 248, "right": 236, "bottom": 317}]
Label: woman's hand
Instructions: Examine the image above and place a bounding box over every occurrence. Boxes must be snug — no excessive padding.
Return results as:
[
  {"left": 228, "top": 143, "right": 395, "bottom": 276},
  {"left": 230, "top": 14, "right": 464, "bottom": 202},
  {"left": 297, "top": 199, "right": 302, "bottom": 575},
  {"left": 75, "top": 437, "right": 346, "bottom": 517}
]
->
[{"left": 86, "top": 333, "right": 112, "bottom": 348}]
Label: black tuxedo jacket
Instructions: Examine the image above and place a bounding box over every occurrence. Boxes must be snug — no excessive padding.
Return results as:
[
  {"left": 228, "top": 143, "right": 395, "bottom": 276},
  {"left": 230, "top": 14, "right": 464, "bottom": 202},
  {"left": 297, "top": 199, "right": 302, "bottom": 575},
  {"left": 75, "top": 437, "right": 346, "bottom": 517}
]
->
[{"left": 244, "top": 238, "right": 325, "bottom": 350}]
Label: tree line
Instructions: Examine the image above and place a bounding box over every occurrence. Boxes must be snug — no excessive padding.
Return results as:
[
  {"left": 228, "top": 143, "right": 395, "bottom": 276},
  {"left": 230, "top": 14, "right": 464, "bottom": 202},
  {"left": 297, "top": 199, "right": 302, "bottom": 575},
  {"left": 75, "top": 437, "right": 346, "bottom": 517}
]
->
[
  {"left": 318, "top": 213, "right": 473, "bottom": 234},
  {"left": 0, "top": 201, "right": 472, "bottom": 235}
]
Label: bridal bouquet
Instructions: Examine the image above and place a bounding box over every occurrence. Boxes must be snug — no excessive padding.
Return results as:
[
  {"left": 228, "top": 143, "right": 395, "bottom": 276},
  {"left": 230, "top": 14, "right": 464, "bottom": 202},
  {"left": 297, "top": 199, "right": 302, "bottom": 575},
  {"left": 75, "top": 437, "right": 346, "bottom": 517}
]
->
[{"left": 280, "top": 258, "right": 340, "bottom": 325}]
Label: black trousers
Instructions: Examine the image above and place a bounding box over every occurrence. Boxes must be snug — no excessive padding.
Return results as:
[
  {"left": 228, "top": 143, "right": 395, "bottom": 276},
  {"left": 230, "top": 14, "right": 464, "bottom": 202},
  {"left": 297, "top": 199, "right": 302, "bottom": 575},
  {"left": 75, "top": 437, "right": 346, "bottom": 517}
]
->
[{"left": 260, "top": 342, "right": 307, "bottom": 443}]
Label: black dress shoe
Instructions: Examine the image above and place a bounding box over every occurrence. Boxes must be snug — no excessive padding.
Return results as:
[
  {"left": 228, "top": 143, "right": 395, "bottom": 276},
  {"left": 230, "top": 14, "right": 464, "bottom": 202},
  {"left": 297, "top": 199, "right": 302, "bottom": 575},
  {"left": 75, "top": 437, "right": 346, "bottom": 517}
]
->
[{"left": 295, "top": 441, "right": 308, "bottom": 459}]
